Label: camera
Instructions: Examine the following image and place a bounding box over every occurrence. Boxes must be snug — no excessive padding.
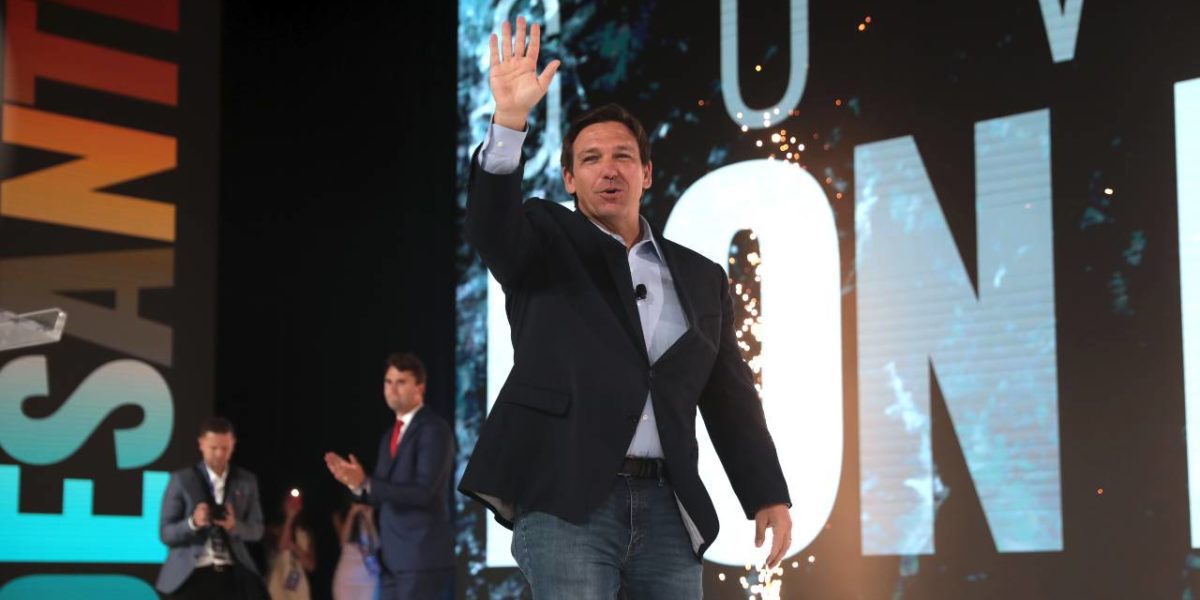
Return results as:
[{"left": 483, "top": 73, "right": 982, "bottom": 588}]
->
[{"left": 209, "top": 503, "right": 226, "bottom": 521}]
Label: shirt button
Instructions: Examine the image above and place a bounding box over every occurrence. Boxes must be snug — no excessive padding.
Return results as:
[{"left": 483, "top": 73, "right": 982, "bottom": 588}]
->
[{"left": 641, "top": 414, "right": 649, "bottom": 421}]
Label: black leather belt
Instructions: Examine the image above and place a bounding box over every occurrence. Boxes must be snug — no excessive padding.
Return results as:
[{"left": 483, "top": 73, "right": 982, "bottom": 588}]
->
[{"left": 620, "top": 457, "right": 667, "bottom": 480}]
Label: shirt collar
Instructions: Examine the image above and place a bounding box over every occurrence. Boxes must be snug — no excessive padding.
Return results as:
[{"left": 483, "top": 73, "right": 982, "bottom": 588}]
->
[
  {"left": 589, "top": 216, "right": 663, "bottom": 260},
  {"left": 205, "top": 464, "right": 229, "bottom": 487},
  {"left": 396, "top": 403, "right": 423, "bottom": 424}
]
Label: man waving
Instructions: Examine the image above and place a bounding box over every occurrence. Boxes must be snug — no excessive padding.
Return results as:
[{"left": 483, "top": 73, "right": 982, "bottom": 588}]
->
[{"left": 459, "top": 17, "right": 793, "bottom": 599}]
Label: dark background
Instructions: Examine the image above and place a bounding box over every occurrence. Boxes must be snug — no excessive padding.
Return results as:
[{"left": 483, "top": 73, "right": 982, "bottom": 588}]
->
[{"left": 218, "top": 1, "right": 458, "bottom": 596}]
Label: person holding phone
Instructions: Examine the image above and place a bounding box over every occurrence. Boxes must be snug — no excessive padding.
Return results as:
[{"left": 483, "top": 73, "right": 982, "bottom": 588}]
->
[
  {"left": 266, "top": 489, "right": 317, "bottom": 600},
  {"left": 156, "top": 417, "right": 266, "bottom": 599},
  {"left": 332, "top": 500, "right": 380, "bottom": 600}
]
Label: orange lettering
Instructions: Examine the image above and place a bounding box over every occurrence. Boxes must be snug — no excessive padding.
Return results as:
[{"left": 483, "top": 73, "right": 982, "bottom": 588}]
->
[{"left": 1, "top": 105, "right": 176, "bottom": 242}]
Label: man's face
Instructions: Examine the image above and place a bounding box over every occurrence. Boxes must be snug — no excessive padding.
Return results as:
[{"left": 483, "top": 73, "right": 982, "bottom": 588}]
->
[
  {"left": 197, "top": 432, "right": 235, "bottom": 474},
  {"left": 563, "top": 121, "right": 652, "bottom": 231},
  {"left": 384, "top": 366, "right": 425, "bottom": 415}
]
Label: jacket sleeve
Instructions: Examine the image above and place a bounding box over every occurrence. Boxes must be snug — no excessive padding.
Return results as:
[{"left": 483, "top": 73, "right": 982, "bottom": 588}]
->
[
  {"left": 159, "top": 472, "right": 204, "bottom": 547},
  {"left": 697, "top": 264, "right": 792, "bottom": 519},
  {"left": 232, "top": 473, "right": 264, "bottom": 542},
  {"left": 365, "top": 421, "right": 455, "bottom": 510},
  {"left": 463, "top": 145, "right": 545, "bottom": 288}
]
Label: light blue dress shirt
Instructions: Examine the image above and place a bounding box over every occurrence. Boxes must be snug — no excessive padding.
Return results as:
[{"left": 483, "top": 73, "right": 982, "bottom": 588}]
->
[{"left": 479, "top": 123, "right": 689, "bottom": 458}]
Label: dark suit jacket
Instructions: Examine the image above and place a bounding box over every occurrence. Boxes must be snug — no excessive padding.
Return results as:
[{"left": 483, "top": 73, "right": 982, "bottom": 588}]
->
[
  {"left": 156, "top": 462, "right": 264, "bottom": 594},
  {"left": 363, "top": 406, "right": 455, "bottom": 572},
  {"left": 458, "top": 154, "right": 791, "bottom": 557}
]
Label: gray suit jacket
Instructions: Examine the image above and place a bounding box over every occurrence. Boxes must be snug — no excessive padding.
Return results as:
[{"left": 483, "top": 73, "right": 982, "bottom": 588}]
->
[{"left": 155, "top": 462, "right": 264, "bottom": 593}]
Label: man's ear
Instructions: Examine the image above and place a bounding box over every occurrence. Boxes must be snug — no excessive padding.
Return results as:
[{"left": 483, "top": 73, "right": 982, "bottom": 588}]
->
[
  {"left": 563, "top": 166, "right": 577, "bottom": 195},
  {"left": 642, "top": 160, "right": 653, "bottom": 189}
]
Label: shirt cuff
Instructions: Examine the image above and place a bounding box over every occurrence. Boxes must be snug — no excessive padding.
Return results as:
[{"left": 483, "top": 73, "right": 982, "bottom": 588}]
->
[
  {"left": 350, "top": 479, "right": 370, "bottom": 497},
  {"left": 478, "top": 122, "right": 527, "bottom": 175},
  {"left": 187, "top": 516, "right": 198, "bottom": 531}
]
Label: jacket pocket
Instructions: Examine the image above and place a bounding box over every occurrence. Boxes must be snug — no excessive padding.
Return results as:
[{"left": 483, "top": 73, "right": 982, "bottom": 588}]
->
[{"left": 499, "top": 381, "right": 571, "bottom": 416}]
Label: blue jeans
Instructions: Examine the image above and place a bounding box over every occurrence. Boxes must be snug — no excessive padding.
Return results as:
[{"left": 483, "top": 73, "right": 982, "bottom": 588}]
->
[{"left": 512, "top": 475, "right": 703, "bottom": 599}]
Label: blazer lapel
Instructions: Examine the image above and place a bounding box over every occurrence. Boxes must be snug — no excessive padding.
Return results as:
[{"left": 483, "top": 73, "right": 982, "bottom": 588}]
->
[
  {"left": 384, "top": 411, "right": 428, "bottom": 478},
  {"left": 649, "top": 221, "right": 699, "bottom": 328},
  {"left": 396, "top": 411, "right": 427, "bottom": 458},
  {"left": 567, "top": 209, "right": 649, "bottom": 362},
  {"left": 187, "top": 461, "right": 211, "bottom": 504},
  {"left": 647, "top": 223, "right": 702, "bottom": 365},
  {"left": 225, "top": 466, "right": 245, "bottom": 511}
]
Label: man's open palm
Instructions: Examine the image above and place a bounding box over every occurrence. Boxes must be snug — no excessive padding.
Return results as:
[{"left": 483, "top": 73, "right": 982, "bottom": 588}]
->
[{"left": 489, "top": 16, "right": 559, "bottom": 129}]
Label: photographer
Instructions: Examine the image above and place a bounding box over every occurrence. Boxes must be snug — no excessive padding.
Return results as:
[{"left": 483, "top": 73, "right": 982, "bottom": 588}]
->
[{"left": 156, "top": 417, "right": 266, "bottom": 599}]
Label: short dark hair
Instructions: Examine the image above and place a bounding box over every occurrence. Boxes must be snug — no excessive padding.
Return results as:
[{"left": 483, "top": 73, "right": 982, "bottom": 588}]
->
[
  {"left": 198, "top": 416, "right": 235, "bottom": 438},
  {"left": 560, "top": 103, "right": 652, "bottom": 174},
  {"left": 385, "top": 352, "right": 427, "bottom": 385}
]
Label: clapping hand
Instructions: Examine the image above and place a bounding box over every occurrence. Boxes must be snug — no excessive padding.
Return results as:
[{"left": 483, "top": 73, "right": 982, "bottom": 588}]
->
[{"left": 324, "top": 452, "right": 366, "bottom": 489}]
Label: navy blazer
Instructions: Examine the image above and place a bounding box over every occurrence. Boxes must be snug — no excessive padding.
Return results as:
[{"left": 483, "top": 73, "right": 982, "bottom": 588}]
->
[
  {"left": 155, "top": 462, "right": 264, "bottom": 593},
  {"left": 363, "top": 406, "right": 455, "bottom": 572},
  {"left": 458, "top": 153, "right": 790, "bottom": 558}
]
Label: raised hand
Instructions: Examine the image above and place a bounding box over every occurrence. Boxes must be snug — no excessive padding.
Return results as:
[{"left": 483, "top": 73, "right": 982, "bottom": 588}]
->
[
  {"left": 489, "top": 16, "right": 560, "bottom": 131},
  {"left": 284, "top": 495, "right": 302, "bottom": 520},
  {"left": 324, "top": 451, "right": 366, "bottom": 489}
]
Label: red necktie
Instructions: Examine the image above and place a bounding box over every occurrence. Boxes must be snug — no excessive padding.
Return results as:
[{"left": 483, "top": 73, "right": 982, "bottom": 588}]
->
[{"left": 389, "top": 419, "right": 405, "bottom": 458}]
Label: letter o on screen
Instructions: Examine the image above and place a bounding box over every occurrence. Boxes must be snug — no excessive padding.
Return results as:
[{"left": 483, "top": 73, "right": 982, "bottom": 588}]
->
[{"left": 665, "top": 159, "right": 842, "bottom": 564}]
